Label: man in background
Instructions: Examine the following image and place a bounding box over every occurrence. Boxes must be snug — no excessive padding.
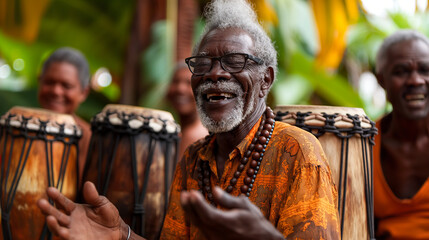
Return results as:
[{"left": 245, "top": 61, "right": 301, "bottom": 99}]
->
[
  {"left": 167, "top": 63, "right": 208, "bottom": 158},
  {"left": 38, "top": 47, "right": 91, "bottom": 184},
  {"left": 374, "top": 29, "right": 429, "bottom": 239}
]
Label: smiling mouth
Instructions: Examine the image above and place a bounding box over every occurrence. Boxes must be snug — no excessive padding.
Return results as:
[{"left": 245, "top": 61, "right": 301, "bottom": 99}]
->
[
  {"left": 204, "top": 93, "right": 236, "bottom": 102},
  {"left": 405, "top": 94, "right": 426, "bottom": 101}
]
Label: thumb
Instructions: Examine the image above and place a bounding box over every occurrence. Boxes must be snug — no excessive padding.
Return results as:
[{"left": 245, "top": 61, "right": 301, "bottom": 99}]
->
[
  {"left": 83, "top": 181, "right": 106, "bottom": 207},
  {"left": 213, "top": 186, "right": 249, "bottom": 210}
]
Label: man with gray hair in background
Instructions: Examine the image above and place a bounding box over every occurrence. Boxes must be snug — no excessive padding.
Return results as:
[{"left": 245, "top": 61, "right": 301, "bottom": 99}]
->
[
  {"left": 38, "top": 47, "right": 91, "bottom": 184},
  {"left": 373, "top": 29, "right": 429, "bottom": 239},
  {"left": 38, "top": 1, "right": 340, "bottom": 239}
]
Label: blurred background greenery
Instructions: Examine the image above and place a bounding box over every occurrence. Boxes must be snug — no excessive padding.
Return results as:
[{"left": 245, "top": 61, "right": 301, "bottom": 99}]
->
[{"left": 0, "top": 0, "right": 428, "bottom": 122}]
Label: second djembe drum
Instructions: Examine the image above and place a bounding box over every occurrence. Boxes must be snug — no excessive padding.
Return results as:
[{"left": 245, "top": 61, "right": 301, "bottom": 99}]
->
[
  {"left": 275, "top": 105, "right": 377, "bottom": 240},
  {"left": 0, "top": 106, "right": 80, "bottom": 240},
  {"left": 82, "top": 104, "right": 180, "bottom": 240}
]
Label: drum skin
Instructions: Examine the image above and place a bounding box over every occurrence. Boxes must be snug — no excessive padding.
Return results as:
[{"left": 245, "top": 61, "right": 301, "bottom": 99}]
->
[
  {"left": 275, "top": 105, "right": 376, "bottom": 240},
  {"left": 82, "top": 104, "right": 180, "bottom": 240},
  {"left": 0, "top": 107, "right": 80, "bottom": 240}
]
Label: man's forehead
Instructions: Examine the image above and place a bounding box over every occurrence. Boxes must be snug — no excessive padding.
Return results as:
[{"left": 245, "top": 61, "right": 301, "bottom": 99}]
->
[{"left": 197, "top": 28, "right": 254, "bottom": 56}]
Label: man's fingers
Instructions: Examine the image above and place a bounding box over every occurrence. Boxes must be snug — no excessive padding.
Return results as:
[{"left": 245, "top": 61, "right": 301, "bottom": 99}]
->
[
  {"left": 38, "top": 199, "right": 71, "bottom": 227},
  {"left": 46, "top": 215, "right": 70, "bottom": 239},
  {"left": 180, "top": 191, "right": 209, "bottom": 229},
  {"left": 213, "top": 186, "right": 249, "bottom": 210},
  {"left": 83, "top": 181, "right": 106, "bottom": 207},
  {"left": 186, "top": 190, "right": 222, "bottom": 221},
  {"left": 46, "top": 187, "right": 76, "bottom": 214}
]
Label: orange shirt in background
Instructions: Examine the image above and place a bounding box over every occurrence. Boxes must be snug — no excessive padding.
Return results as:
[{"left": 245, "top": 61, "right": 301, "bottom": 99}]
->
[{"left": 374, "top": 120, "right": 429, "bottom": 239}]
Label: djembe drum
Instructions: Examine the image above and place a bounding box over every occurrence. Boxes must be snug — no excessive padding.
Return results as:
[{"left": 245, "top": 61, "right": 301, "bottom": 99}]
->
[
  {"left": 82, "top": 104, "right": 180, "bottom": 240},
  {"left": 0, "top": 107, "right": 80, "bottom": 240},
  {"left": 274, "top": 105, "right": 377, "bottom": 240}
]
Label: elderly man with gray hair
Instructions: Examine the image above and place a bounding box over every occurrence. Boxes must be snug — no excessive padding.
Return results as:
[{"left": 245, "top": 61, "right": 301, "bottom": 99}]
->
[
  {"left": 37, "top": 1, "right": 340, "bottom": 239},
  {"left": 373, "top": 29, "right": 429, "bottom": 239}
]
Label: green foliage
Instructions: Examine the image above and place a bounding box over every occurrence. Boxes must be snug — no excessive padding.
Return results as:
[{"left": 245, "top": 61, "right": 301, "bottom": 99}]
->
[
  {"left": 269, "top": 0, "right": 363, "bottom": 110},
  {"left": 140, "top": 20, "right": 174, "bottom": 109}
]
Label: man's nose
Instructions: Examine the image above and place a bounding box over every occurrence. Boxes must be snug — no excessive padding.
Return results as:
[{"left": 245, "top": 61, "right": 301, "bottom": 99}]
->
[
  {"left": 203, "top": 60, "right": 230, "bottom": 82},
  {"left": 51, "top": 84, "right": 64, "bottom": 95},
  {"left": 407, "top": 71, "right": 426, "bottom": 86}
]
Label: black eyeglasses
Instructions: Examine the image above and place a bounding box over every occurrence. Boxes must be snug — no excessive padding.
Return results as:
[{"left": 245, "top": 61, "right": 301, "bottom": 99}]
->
[{"left": 185, "top": 53, "right": 264, "bottom": 76}]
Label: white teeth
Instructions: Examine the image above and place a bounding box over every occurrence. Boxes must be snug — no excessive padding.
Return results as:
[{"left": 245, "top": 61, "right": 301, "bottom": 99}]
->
[
  {"left": 206, "top": 93, "right": 235, "bottom": 102},
  {"left": 405, "top": 94, "right": 425, "bottom": 101}
]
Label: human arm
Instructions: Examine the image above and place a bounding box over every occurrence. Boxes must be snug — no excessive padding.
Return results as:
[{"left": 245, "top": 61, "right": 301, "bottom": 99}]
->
[
  {"left": 37, "top": 181, "right": 146, "bottom": 240},
  {"left": 180, "top": 186, "right": 285, "bottom": 240}
]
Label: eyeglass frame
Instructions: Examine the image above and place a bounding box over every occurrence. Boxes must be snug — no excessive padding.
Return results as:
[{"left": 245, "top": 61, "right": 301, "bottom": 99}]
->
[{"left": 184, "top": 53, "right": 264, "bottom": 76}]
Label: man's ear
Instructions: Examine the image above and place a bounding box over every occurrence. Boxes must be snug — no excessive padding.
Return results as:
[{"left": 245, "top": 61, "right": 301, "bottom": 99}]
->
[{"left": 259, "top": 66, "right": 274, "bottom": 98}]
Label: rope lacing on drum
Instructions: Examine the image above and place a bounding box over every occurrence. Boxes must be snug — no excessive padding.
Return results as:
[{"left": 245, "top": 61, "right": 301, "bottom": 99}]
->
[
  {"left": 0, "top": 114, "right": 80, "bottom": 240},
  {"left": 275, "top": 110, "right": 377, "bottom": 239},
  {"left": 82, "top": 109, "right": 180, "bottom": 238}
]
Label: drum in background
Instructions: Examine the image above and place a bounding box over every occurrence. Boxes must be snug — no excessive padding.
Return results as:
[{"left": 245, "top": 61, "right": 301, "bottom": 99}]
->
[
  {"left": 82, "top": 104, "right": 180, "bottom": 240},
  {"left": 274, "top": 105, "right": 377, "bottom": 240},
  {"left": 0, "top": 107, "right": 80, "bottom": 240}
]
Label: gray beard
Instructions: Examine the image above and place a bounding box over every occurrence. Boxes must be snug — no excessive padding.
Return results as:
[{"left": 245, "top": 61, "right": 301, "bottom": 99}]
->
[{"left": 195, "top": 81, "right": 256, "bottom": 133}]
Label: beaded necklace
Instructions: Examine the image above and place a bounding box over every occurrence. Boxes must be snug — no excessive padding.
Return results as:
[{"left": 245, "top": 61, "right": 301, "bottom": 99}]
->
[{"left": 197, "top": 107, "right": 276, "bottom": 204}]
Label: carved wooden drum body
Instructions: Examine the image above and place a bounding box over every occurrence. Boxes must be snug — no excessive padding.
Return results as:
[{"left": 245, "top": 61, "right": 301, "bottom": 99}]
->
[
  {"left": 82, "top": 104, "right": 180, "bottom": 240},
  {"left": 0, "top": 107, "right": 80, "bottom": 240},
  {"left": 275, "top": 105, "right": 377, "bottom": 240}
]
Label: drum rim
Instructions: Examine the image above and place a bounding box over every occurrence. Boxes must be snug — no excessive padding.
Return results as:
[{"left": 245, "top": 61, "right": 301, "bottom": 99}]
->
[
  {"left": 0, "top": 106, "right": 82, "bottom": 136},
  {"left": 91, "top": 104, "right": 180, "bottom": 135}
]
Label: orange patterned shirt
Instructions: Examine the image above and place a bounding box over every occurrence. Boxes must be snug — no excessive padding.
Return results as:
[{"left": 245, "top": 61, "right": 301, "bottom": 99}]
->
[{"left": 161, "top": 117, "right": 340, "bottom": 239}]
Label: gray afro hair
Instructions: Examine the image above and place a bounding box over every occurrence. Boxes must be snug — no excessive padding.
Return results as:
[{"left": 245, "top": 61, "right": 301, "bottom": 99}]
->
[
  {"left": 42, "top": 47, "right": 90, "bottom": 89},
  {"left": 376, "top": 29, "right": 429, "bottom": 74},
  {"left": 193, "top": 0, "right": 278, "bottom": 77}
]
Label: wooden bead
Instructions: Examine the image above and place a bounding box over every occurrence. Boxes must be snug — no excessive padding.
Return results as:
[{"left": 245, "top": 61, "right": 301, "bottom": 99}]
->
[
  {"left": 247, "top": 168, "right": 255, "bottom": 177},
  {"left": 244, "top": 177, "right": 252, "bottom": 184},
  {"left": 234, "top": 171, "right": 241, "bottom": 178},
  {"left": 258, "top": 136, "right": 267, "bottom": 144},
  {"left": 238, "top": 164, "right": 245, "bottom": 171},
  {"left": 264, "top": 124, "right": 272, "bottom": 130},
  {"left": 203, "top": 178, "right": 210, "bottom": 185},
  {"left": 230, "top": 178, "right": 238, "bottom": 186},
  {"left": 248, "top": 144, "right": 255, "bottom": 151},
  {"left": 245, "top": 150, "right": 252, "bottom": 157},
  {"left": 241, "top": 157, "right": 249, "bottom": 164},
  {"left": 226, "top": 186, "right": 233, "bottom": 193},
  {"left": 240, "top": 185, "right": 249, "bottom": 193},
  {"left": 266, "top": 118, "right": 275, "bottom": 125},
  {"left": 262, "top": 130, "right": 270, "bottom": 137},
  {"left": 252, "top": 152, "right": 260, "bottom": 160},
  {"left": 255, "top": 144, "right": 263, "bottom": 152},
  {"left": 204, "top": 186, "right": 210, "bottom": 193},
  {"left": 250, "top": 160, "right": 258, "bottom": 168}
]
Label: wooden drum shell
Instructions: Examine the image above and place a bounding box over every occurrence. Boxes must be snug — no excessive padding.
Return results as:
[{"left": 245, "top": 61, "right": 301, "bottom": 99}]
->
[
  {"left": 0, "top": 107, "right": 80, "bottom": 240},
  {"left": 82, "top": 104, "right": 180, "bottom": 240},
  {"left": 275, "top": 105, "right": 376, "bottom": 240}
]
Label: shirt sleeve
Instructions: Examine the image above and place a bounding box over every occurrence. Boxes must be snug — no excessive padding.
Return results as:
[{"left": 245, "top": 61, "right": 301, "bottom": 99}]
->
[{"left": 276, "top": 131, "right": 341, "bottom": 239}]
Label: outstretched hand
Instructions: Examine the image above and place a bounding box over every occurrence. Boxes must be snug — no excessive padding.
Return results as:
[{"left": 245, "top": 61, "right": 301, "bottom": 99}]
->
[
  {"left": 180, "top": 187, "right": 284, "bottom": 240},
  {"left": 37, "top": 181, "right": 128, "bottom": 240}
]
